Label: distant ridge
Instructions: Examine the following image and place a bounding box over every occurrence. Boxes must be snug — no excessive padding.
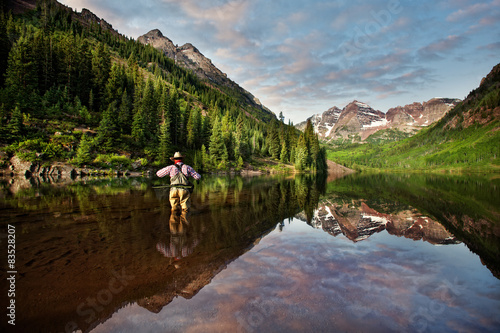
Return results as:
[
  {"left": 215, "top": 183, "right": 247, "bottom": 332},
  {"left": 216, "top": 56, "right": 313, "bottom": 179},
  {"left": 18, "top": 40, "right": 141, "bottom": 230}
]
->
[{"left": 296, "top": 98, "right": 460, "bottom": 143}]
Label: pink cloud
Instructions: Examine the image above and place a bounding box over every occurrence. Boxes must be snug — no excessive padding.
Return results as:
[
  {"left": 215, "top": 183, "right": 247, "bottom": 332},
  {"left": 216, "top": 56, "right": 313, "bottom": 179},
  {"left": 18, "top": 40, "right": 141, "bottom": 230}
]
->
[{"left": 446, "top": 0, "right": 498, "bottom": 22}]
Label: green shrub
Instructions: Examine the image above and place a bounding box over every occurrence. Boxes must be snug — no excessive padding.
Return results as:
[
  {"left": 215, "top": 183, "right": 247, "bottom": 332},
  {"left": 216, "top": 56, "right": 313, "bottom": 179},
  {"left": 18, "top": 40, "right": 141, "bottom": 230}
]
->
[
  {"left": 93, "top": 154, "right": 131, "bottom": 169},
  {"left": 6, "top": 138, "right": 64, "bottom": 162},
  {"left": 139, "top": 157, "right": 148, "bottom": 167}
]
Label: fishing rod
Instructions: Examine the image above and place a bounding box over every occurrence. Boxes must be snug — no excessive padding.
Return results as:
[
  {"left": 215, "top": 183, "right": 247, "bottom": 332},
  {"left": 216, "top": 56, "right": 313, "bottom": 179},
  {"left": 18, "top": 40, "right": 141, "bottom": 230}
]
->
[{"left": 152, "top": 184, "right": 194, "bottom": 189}]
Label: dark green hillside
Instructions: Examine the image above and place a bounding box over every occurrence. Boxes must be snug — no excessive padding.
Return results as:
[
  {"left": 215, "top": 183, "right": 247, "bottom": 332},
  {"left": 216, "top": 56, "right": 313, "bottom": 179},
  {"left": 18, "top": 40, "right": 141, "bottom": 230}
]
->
[
  {"left": 0, "top": 0, "right": 326, "bottom": 174},
  {"left": 328, "top": 63, "right": 500, "bottom": 173}
]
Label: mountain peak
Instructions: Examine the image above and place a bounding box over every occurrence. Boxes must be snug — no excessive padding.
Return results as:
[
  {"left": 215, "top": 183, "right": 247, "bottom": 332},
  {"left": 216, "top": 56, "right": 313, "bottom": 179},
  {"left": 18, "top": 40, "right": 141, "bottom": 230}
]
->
[
  {"left": 179, "top": 43, "right": 201, "bottom": 55},
  {"left": 351, "top": 100, "right": 371, "bottom": 109},
  {"left": 141, "top": 29, "right": 173, "bottom": 44},
  {"left": 148, "top": 29, "right": 164, "bottom": 38}
]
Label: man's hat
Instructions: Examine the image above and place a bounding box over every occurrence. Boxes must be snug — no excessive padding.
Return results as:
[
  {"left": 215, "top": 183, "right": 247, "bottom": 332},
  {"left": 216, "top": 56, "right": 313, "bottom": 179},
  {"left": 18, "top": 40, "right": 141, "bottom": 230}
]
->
[{"left": 170, "top": 152, "right": 184, "bottom": 161}]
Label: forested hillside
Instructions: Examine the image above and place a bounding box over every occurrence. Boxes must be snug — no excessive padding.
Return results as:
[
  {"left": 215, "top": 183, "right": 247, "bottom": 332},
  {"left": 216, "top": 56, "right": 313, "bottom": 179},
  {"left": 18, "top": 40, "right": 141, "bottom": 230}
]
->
[
  {"left": 328, "top": 63, "right": 500, "bottom": 172},
  {"left": 0, "top": 0, "right": 327, "bottom": 174}
]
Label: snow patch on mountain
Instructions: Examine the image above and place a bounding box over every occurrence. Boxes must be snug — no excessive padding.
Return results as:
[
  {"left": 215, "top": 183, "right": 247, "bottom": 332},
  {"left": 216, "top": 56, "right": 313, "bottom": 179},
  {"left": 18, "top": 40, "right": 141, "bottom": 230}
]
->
[{"left": 363, "top": 118, "right": 388, "bottom": 128}]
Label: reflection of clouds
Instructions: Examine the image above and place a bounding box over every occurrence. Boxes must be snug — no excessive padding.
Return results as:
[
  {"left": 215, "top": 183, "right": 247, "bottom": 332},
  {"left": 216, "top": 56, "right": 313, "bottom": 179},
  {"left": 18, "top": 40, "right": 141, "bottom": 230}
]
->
[{"left": 91, "top": 218, "right": 500, "bottom": 333}]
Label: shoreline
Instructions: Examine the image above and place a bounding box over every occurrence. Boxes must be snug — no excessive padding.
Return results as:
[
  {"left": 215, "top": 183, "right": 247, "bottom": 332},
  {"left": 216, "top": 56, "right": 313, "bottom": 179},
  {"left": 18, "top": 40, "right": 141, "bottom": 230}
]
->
[
  {"left": 0, "top": 158, "right": 284, "bottom": 180},
  {"left": 0, "top": 157, "right": 355, "bottom": 192}
]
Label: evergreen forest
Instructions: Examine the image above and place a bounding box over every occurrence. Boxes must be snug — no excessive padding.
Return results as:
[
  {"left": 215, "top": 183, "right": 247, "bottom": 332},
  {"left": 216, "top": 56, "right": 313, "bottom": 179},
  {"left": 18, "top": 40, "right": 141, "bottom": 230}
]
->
[{"left": 0, "top": 0, "right": 327, "bottom": 174}]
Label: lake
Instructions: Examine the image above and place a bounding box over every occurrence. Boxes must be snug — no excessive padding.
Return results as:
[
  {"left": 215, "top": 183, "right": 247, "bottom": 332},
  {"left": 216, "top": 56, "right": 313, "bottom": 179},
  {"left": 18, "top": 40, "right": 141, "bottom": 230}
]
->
[{"left": 0, "top": 173, "right": 499, "bottom": 333}]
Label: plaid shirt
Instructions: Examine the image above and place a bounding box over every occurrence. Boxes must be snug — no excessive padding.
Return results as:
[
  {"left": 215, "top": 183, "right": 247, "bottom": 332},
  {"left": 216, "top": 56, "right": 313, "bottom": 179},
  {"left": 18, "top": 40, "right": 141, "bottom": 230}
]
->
[{"left": 156, "top": 162, "right": 201, "bottom": 180}]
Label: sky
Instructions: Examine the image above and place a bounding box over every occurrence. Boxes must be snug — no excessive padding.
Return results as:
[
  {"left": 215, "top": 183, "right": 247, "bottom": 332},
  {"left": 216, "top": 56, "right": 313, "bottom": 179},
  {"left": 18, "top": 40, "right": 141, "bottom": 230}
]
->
[{"left": 58, "top": 0, "right": 500, "bottom": 123}]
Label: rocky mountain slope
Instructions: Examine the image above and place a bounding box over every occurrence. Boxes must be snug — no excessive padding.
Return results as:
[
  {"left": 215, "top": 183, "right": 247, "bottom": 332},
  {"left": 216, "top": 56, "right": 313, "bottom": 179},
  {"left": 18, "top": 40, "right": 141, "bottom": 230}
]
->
[
  {"left": 439, "top": 62, "right": 500, "bottom": 130},
  {"left": 297, "top": 98, "right": 461, "bottom": 142},
  {"left": 138, "top": 29, "right": 272, "bottom": 117}
]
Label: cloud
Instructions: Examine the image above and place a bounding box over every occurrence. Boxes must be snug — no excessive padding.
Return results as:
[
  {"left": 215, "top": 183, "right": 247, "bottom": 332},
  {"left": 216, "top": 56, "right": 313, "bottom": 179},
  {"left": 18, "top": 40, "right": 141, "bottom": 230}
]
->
[
  {"left": 446, "top": 0, "right": 498, "bottom": 22},
  {"left": 366, "top": 50, "right": 412, "bottom": 69},
  {"left": 477, "top": 41, "right": 500, "bottom": 50},
  {"left": 170, "top": 0, "right": 254, "bottom": 48},
  {"left": 446, "top": 0, "right": 500, "bottom": 35},
  {"left": 418, "top": 35, "right": 467, "bottom": 61}
]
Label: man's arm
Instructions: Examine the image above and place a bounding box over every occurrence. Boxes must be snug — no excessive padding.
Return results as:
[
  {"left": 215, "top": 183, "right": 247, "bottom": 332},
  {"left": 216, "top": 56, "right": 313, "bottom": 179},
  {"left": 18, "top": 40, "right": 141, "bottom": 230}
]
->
[
  {"left": 156, "top": 165, "right": 173, "bottom": 178},
  {"left": 185, "top": 165, "right": 201, "bottom": 180}
]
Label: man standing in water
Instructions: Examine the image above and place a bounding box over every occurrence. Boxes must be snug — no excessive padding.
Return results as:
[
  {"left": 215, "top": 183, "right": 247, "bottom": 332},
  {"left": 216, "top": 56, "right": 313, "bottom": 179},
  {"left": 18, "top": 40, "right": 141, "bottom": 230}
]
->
[{"left": 156, "top": 152, "right": 201, "bottom": 211}]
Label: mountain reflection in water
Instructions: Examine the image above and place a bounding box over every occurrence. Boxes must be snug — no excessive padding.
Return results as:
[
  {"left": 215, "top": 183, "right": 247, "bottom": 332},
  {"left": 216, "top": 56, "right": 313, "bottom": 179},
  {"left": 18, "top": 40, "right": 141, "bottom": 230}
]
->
[
  {"left": 0, "top": 173, "right": 498, "bottom": 333},
  {"left": 302, "top": 200, "right": 460, "bottom": 245}
]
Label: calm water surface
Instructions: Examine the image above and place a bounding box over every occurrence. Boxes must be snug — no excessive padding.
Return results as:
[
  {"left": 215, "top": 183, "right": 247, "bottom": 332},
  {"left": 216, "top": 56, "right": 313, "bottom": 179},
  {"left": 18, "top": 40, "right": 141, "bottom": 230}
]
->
[{"left": 0, "top": 173, "right": 499, "bottom": 333}]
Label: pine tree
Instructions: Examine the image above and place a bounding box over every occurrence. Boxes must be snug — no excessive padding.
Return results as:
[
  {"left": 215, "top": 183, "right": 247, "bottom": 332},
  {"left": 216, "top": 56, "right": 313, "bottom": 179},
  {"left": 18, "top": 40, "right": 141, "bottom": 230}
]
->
[
  {"left": 75, "top": 134, "right": 93, "bottom": 166},
  {"left": 91, "top": 42, "right": 111, "bottom": 111},
  {"left": 221, "top": 112, "right": 234, "bottom": 160},
  {"left": 219, "top": 144, "right": 229, "bottom": 169},
  {"left": 201, "top": 112, "right": 212, "bottom": 148},
  {"left": 0, "top": 104, "right": 6, "bottom": 141},
  {"left": 158, "top": 120, "right": 172, "bottom": 165},
  {"left": 141, "top": 77, "right": 159, "bottom": 141},
  {"left": 31, "top": 30, "right": 52, "bottom": 95},
  {"left": 280, "top": 126, "right": 290, "bottom": 163},
  {"left": 279, "top": 111, "right": 285, "bottom": 123},
  {"left": 0, "top": 11, "right": 12, "bottom": 88},
  {"left": 76, "top": 39, "right": 92, "bottom": 106},
  {"left": 179, "top": 101, "right": 190, "bottom": 145},
  {"left": 295, "top": 133, "right": 307, "bottom": 171},
  {"left": 269, "top": 123, "right": 281, "bottom": 159},
  {"left": 310, "top": 134, "right": 321, "bottom": 170},
  {"left": 251, "top": 132, "right": 260, "bottom": 154},
  {"left": 5, "top": 35, "right": 38, "bottom": 110},
  {"left": 97, "top": 102, "right": 119, "bottom": 152},
  {"left": 303, "top": 119, "right": 315, "bottom": 167},
  {"left": 316, "top": 146, "right": 328, "bottom": 174},
  {"left": 192, "top": 149, "right": 203, "bottom": 172},
  {"left": 235, "top": 114, "right": 250, "bottom": 160},
  {"left": 290, "top": 145, "right": 296, "bottom": 165},
  {"left": 201, "top": 144, "right": 211, "bottom": 170},
  {"left": 131, "top": 105, "right": 147, "bottom": 146},
  {"left": 209, "top": 116, "right": 225, "bottom": 166},
  {"left": 6, "top": 106, "right": 24, "bottom": 141},
  {"left": 237, "top": 155, "right": 244, "bottom": 170},
  {"left": 191, "top": 107, "right": 202, "bottom": 148},
  {"left": 88, "top": 89, "right": 94, "bottom": 113},
  {"left": 105, "top": 63, "right": 125, "bottom": 106},
  {"left": 280, "top": 141, "right": 289, "bottom": 163},
  {"left": 168, "top": 88, "right": 180, "bottom": 145},
  {"left": 59, "top": 33, "right": 78, "bottom": 99},
  {"left": 186, "top": 106, "right": 197, "bottom": 148},
  {"left": 118, "top": 90, "right": 131, "bottom": 133}
]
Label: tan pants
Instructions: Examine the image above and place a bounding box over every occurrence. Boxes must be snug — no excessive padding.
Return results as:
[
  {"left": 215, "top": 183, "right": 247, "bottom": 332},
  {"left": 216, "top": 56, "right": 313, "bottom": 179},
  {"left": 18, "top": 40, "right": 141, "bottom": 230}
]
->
[{"left": 169, "top": 187, "right": 191, "bottom": 211}]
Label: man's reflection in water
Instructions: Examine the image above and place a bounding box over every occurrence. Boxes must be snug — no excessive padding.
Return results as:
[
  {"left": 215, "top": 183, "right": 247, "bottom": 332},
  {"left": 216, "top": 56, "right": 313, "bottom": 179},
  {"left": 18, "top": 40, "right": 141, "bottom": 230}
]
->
[
  {"left": 156, "top": 210, "right": 200, "bottom": 261},
  {"left": 279, "top": 220, "right": 285, "bottom": 231}
]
